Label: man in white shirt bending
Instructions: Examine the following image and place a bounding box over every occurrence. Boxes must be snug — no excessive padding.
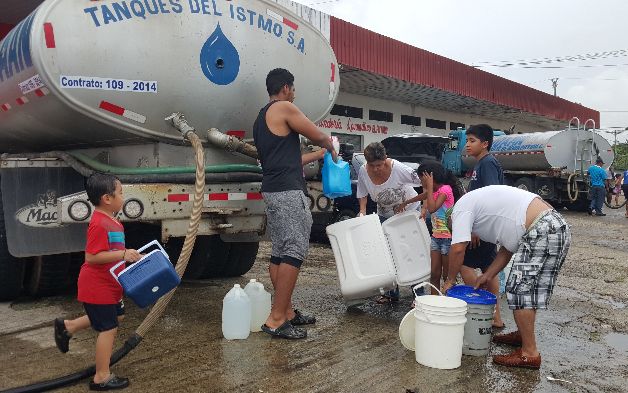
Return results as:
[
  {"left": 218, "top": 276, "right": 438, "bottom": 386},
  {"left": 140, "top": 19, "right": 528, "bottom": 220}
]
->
[{"left": 443, "top": 185, "right": 571, "bottom": 369}]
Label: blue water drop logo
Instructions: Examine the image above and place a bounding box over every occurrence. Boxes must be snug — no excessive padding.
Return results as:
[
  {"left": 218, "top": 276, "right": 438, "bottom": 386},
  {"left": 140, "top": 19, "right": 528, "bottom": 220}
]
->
[{"left": 200, "top": 24, "right": 240, "bottom": 86}]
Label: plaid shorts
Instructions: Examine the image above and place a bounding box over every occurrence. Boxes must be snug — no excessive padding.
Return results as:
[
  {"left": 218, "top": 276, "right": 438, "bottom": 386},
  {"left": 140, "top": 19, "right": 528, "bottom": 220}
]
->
[{"left": 506, "top": 210, "right": 571, "bottom": 310}]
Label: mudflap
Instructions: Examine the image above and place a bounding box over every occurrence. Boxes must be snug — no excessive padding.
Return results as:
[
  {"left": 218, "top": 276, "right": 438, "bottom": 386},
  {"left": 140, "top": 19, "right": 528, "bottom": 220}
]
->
[{"left": 0, "top": 167, "right": 87, "bottom": 257}]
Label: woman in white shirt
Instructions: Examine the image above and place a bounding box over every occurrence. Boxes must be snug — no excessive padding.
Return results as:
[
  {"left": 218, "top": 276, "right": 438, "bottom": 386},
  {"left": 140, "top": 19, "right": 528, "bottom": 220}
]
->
[{"left": 356, "top": 142, "right": 424, "bottom": 303}]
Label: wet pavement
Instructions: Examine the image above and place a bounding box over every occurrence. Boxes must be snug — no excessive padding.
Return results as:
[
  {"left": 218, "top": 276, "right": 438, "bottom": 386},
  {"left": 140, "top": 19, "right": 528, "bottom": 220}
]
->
[{"left": 1, "top": 207, "right": 627, "bottom": 392}]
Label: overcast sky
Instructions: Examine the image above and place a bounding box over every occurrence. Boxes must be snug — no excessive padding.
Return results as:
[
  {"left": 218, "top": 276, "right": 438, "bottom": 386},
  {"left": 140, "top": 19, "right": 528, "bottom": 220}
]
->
[{"left": 301, "top": 0, "right": 627, "bottom": 140}]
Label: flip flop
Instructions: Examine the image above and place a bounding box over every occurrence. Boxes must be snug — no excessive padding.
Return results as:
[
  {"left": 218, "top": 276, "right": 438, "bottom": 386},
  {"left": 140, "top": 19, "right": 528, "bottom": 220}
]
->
[
  {"left": 376, "top": 295, "right": 399, "bottom": 304},
  {"left": 290, "top": 309, "right": 316, "bottom": 326},
  {"left": 261, "top": 321, "right": 307, "bottom": 339}
]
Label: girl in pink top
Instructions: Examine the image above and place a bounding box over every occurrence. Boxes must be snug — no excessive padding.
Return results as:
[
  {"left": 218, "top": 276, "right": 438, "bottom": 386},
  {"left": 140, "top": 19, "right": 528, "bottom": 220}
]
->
[{"left": 402, "top": 161, "right": 464, "bottom": 295}]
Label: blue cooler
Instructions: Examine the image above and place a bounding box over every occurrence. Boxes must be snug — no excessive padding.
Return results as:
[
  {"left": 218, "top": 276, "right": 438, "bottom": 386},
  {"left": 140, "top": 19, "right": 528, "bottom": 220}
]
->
[{"left": 110, "top": 240, "right": 180, "bottom": 308}]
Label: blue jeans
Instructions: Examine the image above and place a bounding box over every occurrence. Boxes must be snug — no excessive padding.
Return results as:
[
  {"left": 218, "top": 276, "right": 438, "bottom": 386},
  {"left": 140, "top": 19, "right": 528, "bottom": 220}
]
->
[{"left": 589, "top": 186, "right": 605, "bottom": 214}]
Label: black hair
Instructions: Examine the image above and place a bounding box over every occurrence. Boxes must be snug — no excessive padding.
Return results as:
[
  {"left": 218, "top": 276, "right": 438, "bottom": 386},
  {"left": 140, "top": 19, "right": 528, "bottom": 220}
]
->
[
  {"left": 363, "top": 142, "right": 387, "bottom": 162},
  {"left": 86, "top": 173, "right": 120, "bottom": 206},
  {"left": 266, "top": 68, "right": 294, "bottom": 96},
  {"left": 417, "top": 160, "right": 465, "bottom": 202},
  {"left": 466, "top": 124, "right": 494, "bottom": 151}
]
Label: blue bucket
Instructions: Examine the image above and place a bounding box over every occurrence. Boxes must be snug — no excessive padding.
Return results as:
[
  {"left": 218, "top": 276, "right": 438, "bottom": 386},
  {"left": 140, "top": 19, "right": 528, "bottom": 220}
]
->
[{"left": 446, "top": 285, "right": 496, "bottom": 305}]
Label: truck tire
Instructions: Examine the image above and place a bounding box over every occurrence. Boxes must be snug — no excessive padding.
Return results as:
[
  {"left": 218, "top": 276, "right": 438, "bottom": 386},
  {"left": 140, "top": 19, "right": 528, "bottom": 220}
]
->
[
  {"left": 0, "top": 184, "right": 25, "bottom": 301},
  {"left": 221, "top": 242, "right": 259, "bottom": 277},
  {"left": 165, "top": 236, "right": 229, "bottom": 280},
  {"left": 27, "top": 254, "right": 72, "bottom": 297},
  {"left": 513, "top": 177, "right": 534, "bottom": 192}
]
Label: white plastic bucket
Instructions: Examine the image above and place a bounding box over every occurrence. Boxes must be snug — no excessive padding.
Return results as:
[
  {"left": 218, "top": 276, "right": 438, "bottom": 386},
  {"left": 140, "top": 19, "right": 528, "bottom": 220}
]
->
[
  {"left": 412, "top": 283, "right": 467, "bottom": 369},
  {"left": 462, "top": 303, "right": 495, "bottom": 356}
]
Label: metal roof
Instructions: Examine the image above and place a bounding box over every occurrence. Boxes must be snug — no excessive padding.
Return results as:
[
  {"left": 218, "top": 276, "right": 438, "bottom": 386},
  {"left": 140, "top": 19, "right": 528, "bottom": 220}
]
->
[{"left": 331, "top": 17, "right": 600, "bottom": 128}]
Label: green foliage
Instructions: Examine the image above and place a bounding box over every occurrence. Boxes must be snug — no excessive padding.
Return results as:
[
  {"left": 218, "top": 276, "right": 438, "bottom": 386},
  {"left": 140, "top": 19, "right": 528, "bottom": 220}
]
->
[{"left": 613, "top": 143, "right": 628, "bottom": 171}]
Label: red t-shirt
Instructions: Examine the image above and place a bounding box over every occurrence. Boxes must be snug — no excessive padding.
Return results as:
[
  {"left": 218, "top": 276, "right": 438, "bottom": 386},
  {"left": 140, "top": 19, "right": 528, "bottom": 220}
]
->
[{"left": 77, "top": 210, "right": 125, "bottom": 304}]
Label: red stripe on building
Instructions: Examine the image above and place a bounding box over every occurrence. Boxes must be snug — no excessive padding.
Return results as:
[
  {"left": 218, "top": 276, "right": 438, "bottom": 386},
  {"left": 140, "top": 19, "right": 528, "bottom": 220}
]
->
[
  {"left": 43, "top": 23, "right": 56, "bottom": 48},
  {"left": 167, "top": 194, "right": 190, "bottom": 202},
  {"left": 99, "top": 101, "right": 125, "bottom": 116},
  {"left": 283, "top": 18, "right": 298, "bottom": 30},
  {"left": 246, "top": 193, "right": 263, "bottom": 200},
  {"left": 208, "top": 193, "right": 229, "bottom": 201}
]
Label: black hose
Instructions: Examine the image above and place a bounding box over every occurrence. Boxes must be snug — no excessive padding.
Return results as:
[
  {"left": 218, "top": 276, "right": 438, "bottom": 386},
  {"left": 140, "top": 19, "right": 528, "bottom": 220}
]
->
[{"left": 1, "top": 334, "right": 142, "bottom": 393}]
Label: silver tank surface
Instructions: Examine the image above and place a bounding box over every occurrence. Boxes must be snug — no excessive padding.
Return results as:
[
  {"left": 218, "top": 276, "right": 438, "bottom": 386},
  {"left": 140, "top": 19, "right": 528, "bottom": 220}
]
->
[
  {"left": 461, "top": 129, "right": 614, "bottom": 172},
  {"left": 0, "top": 0, "right": 339, "bottom": 152}
]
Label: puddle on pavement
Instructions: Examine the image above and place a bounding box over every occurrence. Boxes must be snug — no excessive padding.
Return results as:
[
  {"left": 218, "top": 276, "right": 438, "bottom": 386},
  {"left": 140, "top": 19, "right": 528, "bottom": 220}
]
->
[{"left": 605, "top": 332, "right": 628, "bottom": 352}]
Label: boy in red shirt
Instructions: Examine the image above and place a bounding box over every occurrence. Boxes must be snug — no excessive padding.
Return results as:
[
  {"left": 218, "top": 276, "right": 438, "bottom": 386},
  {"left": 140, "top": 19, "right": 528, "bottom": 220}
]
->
[{"left": 54, "top": 174, "right": 141, "bottom": 391}]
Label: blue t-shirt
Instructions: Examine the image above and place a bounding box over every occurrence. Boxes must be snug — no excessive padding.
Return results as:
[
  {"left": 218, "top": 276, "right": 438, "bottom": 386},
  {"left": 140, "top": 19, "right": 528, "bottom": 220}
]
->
[
  {"left": 588, "top": 165, "right": 607, "bottom": 187},
  {"left": 468, "top": 154, "right": 504, "bottom": 191},
  {"left": 623, "top": 170, "right": 628, "bottom": 185}
]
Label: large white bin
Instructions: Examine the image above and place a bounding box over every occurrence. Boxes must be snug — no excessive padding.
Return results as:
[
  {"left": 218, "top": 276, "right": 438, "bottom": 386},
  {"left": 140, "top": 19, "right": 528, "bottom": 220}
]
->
[{"left": 326, "top": 211, "right": 431, "bottom": 302}]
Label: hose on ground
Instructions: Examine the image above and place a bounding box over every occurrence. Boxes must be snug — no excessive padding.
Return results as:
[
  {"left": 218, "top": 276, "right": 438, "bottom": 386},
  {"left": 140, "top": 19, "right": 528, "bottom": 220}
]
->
[
  {"left": 567, "top": 173, "right": 579, "bottom": 202},
  {"left": 1, "top": 114, "right": 205, "bottom": 393}
]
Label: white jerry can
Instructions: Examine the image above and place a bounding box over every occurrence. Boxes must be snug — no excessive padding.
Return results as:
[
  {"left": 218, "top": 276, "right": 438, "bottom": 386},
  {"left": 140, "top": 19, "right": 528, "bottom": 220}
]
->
[{"left": 326, "top": 210, "right": 431, "bottom": 303}]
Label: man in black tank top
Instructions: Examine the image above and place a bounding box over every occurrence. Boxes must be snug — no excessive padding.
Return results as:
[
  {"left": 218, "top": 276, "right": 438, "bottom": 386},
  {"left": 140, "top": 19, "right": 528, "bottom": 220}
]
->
[{"left": 253, "top": 68, "right": 336, "bottom": 339}]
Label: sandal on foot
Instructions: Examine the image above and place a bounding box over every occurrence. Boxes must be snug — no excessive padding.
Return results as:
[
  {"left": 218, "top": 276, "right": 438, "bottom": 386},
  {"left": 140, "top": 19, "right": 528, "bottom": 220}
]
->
[
  {"left": 54, "top": 318, "right": 71, "bottom": 353},
  {"left": 376, "top": 295, "right": 399, "bottom": 304},
  {"left": 492, "top": 322, "right": 506, "bottom": 330},
  {"left": 89, "top": 374, "right": 130, "bottom": 391},
  {"left": 493, "top": 349, "right": 541, "bottom": 369},
  {"left": 493, "top": 330, "right": 522, "bottom": 346},
  {"left": 290, "top": 309, "right": 316, "bottom": 326},
  {"left": 261, "top": 321, "right": 307, "bottom": 339}
]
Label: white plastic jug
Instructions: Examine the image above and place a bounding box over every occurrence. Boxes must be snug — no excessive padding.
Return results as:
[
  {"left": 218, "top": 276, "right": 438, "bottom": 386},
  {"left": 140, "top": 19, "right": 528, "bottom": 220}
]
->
[
  {"left": 222, "top": 284, "right": 251, "bottom": 340},
  {"left": 244, "top": 279, "right": 272, "bottom": 332}
]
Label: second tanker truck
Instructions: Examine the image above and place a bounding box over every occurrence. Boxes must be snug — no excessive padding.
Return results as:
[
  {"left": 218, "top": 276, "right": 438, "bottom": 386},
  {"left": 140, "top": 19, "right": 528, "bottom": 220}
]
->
[
  {"left": 443, "top": 119, "right": 615, "bottom": 210},
  {"left": 0, "top": 0, "right": 340, "bottom": 300}
]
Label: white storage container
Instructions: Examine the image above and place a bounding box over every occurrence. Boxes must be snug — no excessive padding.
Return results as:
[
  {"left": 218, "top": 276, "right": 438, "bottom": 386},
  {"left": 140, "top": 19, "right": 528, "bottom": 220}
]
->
[{"left": 326, "top": 211, "right": 431, "bottom": 302}]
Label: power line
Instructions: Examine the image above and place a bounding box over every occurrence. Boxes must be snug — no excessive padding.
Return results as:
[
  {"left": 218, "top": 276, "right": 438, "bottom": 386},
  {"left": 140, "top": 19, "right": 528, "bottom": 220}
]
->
[
  {"left": 472, "top": 49, "right": 628, "bottom": 68},
  {"left": 475, "top": 63, "right": 628, "bottom": 69}
]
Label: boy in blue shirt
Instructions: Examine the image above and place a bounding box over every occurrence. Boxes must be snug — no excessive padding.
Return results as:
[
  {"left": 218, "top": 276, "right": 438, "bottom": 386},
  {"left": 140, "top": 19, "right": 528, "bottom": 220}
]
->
[
  {"left": 587, "top": 157, "right": 607, "bottom": 216},
  {"left": 454, "top": 124, "right": 505, "bottom": 328}
]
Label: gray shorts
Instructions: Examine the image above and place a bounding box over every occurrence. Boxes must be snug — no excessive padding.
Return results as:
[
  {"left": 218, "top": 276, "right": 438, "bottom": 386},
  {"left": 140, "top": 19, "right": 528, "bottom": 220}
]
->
[
  {"left": 506, "top": 210, "right": 571, "bottom": 310},
  {"left": 263, "top": 190, "right": 313, "bottom": 268}
]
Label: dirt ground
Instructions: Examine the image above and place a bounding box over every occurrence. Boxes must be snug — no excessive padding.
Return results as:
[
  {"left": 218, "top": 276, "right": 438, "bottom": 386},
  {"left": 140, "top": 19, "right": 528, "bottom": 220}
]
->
[{"left": 1, "top": 207, "right": 627, "bottom": 393}]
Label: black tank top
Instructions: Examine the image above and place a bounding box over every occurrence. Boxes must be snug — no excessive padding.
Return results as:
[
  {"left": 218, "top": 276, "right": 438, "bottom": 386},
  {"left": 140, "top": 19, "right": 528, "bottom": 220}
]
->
[{"left": 253, "top": 101, "right": 306, "bottom": 193}]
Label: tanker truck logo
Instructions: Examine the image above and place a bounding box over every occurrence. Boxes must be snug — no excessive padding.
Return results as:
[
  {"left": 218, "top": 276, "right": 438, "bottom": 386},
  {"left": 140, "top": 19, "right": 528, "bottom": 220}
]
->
[
  {"left": 200, "top": 24, "right": 240, "bottom": 86},
  {"left": 15, "top": 190, "right": 59, "bottom": 227}
]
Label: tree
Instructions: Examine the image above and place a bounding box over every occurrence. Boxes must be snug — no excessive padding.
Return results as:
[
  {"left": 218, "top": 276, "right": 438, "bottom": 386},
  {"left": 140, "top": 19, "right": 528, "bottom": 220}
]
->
[{"left": 613, "top": 143, "right": 628, "bottom": 171}]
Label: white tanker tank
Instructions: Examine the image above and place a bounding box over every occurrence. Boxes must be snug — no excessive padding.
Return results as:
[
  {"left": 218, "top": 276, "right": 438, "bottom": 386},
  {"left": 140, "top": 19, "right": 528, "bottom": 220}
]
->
[
  {"left": 462, "top": 129, "right": 614, "bottom": 172},
  {"left": 0, "top": 0, "right": 339, "bottom": 152}
]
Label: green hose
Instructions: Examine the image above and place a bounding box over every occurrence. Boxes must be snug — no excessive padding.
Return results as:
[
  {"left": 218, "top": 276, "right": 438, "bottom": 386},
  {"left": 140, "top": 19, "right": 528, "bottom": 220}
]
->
[{"left": 69, "top": 152, "right": 261, "bottom": 175}]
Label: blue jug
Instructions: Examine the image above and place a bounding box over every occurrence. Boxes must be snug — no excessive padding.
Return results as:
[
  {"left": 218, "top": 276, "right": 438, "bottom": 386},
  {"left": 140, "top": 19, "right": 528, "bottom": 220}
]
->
[{"left": 322, "top": 151, "right": 351, "bottom": 198}]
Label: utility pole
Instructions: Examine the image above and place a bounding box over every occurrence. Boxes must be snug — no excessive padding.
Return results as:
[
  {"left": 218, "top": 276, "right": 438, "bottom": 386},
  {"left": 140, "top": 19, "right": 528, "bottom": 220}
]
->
[{"left": 551, "top": 78, "right": 559, "bottom": 96}]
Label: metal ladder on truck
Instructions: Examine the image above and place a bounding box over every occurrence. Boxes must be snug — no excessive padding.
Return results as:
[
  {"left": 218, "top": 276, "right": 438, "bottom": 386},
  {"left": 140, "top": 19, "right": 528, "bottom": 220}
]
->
[{"left": 570, "top": 117, "right": 598, "bottom": 203}]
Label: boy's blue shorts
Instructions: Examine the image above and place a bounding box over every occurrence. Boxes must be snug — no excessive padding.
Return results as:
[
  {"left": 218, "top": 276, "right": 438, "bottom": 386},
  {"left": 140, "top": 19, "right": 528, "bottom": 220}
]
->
[
  {"left": 463, "top": 240, "right": 496, "bottom": 270},
  {"left": 84, "top": 301, "right": 125, "bottom": 332}
]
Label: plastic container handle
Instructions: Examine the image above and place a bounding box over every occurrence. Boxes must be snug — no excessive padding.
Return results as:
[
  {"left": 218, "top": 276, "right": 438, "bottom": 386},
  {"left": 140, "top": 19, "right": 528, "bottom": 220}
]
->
[
  {"left": 138, "top": 240, "right": 170, "bottom": 260},
  {"left": 109, "top": 260, "right": 126, "bottom": 283},
  {"left": 412, "top": 282, "right": 443, "bottom": 297}
]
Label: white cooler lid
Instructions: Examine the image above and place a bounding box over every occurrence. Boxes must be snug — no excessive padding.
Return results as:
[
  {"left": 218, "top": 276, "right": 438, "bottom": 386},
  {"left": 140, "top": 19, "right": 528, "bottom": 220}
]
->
[{"left": 382, "top": 211, "right": 432, "bottom": 287}]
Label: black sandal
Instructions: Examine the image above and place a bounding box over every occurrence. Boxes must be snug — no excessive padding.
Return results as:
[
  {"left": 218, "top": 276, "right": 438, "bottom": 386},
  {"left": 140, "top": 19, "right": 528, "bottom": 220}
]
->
[
  {"left": 54, "top": 318, "right": 71, "bottom": 353},
  {"left": 261, "top": 321, "right": 307, "bottom": 339},
  {"left": 290, "top": 309, "right": 316, "bottom": 326},
  {"left": 89, "top": 374, "right": 129, "bottom": 391}
]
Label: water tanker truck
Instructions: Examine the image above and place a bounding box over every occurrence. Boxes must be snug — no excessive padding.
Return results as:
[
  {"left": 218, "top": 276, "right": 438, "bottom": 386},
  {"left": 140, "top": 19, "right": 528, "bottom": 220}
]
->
[
  {"left": 443, "top": 121, "right": 614, "bottom": 210},
  {"left": 0, "top": 0, "right": 340, "bottom": 300}
]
